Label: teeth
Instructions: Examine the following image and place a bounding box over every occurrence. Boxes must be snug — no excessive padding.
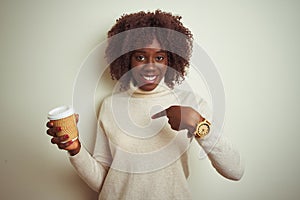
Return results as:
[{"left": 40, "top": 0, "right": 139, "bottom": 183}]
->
[{"left": 143, "top": 75, "right": 156, "bottom": 81}]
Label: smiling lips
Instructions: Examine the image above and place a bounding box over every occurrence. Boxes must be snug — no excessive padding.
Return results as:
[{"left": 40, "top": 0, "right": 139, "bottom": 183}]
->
[{"left": 142, "top": 75, "right": 157, "bottom": 81}]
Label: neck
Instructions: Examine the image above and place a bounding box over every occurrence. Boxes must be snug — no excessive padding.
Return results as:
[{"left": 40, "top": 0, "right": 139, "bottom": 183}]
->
[{"left": 128, "top": 79, "right": 171, "bottom": 98}]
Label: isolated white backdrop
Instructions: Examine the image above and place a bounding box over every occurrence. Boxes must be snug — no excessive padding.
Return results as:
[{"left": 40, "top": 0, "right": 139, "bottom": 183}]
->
[{"left": 0, "top": 0, "right": 299, "bottom": 200}]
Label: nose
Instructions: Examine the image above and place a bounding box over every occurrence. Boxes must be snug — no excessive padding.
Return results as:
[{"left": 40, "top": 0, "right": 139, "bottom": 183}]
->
[{"left": 143, "top": 63, "right": 156, "bottom": 72}]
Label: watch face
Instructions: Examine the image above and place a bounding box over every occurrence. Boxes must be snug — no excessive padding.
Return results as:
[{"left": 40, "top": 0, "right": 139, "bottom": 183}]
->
[{"left": 197, "top": 124, "right": 210, "bottom": 136}]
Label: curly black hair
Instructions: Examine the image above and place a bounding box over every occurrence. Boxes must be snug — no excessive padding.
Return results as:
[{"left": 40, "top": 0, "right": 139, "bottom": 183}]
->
[{"left": 105, "top": 10, "right": 193, "bottom": 90}]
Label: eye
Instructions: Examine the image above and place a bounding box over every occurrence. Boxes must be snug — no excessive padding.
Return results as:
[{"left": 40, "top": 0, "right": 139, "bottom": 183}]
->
[
  {"left": 135, "top": 55, "right": 145, "bottom": 62},
  {"left": 155, "top": 55, "right": 165, "bottom": 62}
]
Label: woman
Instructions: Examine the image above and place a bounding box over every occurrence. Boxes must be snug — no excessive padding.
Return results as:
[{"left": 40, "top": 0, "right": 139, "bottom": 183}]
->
[{"left": 47, "top": 10, "right": 244, "bottom": 200}]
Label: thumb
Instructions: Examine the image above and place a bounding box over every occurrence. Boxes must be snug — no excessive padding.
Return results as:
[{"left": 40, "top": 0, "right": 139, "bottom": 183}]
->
[{"left": 75, "top": 113, "right": 79, "bottom": 124}]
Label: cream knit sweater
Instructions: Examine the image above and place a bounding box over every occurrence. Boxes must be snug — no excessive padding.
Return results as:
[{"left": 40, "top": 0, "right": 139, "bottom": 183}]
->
[{"left": 69, "top": 82, "right": 244, "bottom": 200}]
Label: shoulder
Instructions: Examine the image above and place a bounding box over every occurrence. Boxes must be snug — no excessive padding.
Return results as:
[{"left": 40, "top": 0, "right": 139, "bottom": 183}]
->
[
  {"left": 101, "top": 91, "right": 129, "bottom": 104},
  {"left": 98, "top": 91, "right": 129, "bottom": 115}
]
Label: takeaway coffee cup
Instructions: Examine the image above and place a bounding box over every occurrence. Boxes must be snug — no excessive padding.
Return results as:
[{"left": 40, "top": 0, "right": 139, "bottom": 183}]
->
[{"left": 48, "top": 105, "right": 78, "bottom": 142}]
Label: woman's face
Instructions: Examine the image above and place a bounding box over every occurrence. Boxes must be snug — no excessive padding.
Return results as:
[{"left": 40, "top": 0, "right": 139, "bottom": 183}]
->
[{"left": 130, "top": 39, "right": 168, "bottom": 91}]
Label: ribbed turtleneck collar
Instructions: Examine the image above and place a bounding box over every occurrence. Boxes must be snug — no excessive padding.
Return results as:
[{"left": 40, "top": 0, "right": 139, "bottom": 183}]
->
[{"left": 127, "top": 79, "right": 172, "bottom": 98}]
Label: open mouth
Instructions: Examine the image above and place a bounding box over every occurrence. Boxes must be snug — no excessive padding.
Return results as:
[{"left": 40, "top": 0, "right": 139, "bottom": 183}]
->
[{"left": 142, "top": 75, "right": 157, "bottom": 81}]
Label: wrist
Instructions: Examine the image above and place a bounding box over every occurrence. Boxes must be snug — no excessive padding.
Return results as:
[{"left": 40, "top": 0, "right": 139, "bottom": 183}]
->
[
  {"left": 68, "top": 140, "right": 81, "bottom": 156},
  {"left": 190, "top": 114, "right": 204, "bottom": 133}
]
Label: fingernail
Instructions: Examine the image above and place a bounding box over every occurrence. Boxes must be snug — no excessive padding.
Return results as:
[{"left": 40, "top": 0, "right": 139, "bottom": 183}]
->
[
  {"left": 64, "top": 135, "right": 69, "bottom": 139},
  {"left": 56, "top": 127, "right": 62, "bottom": 131}
]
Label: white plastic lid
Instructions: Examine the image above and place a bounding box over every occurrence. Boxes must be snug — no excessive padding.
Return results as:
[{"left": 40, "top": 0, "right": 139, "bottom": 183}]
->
[{"left": 48, "top": 105, "right": 74, "bottom": 120}]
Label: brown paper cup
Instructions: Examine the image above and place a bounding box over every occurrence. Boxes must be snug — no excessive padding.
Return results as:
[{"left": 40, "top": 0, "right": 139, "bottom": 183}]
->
[{"left": 48, "top": 105, "right": 78, "bottom": 143}]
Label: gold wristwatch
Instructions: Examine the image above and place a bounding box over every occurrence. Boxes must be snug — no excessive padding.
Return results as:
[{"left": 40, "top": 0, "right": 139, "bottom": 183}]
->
[{"left": 194, "top": 119, "right": 211, "bottom": 139}]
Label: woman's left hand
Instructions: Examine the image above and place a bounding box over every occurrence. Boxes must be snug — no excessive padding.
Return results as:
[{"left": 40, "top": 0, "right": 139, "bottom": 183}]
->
[{"left": 152, "top": 105, "right": 204, "bottom": 134}]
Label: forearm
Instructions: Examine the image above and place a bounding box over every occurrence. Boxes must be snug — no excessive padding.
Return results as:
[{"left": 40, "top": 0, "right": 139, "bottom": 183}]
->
[
  {"left": 196, "top": 134, "right": 244, "bottom": 181},
  {"left": 69, "top": 146, "right": 109, "bottom": 192}
]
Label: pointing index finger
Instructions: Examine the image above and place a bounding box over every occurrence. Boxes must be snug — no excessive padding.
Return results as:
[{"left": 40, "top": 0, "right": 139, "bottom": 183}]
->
[{"left": 151, "top": 109, "right": 167, "bottom": 119}]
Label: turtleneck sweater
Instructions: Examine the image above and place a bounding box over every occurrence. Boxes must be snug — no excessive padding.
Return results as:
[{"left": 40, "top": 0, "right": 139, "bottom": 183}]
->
[{"left": 69, "top": 81, "right": 244, "bottom": 200}]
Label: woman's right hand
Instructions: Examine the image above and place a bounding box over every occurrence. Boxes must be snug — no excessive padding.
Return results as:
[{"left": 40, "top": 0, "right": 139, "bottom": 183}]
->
[{"left": 46, "top": 114, "right": 81, "bottom": 156}]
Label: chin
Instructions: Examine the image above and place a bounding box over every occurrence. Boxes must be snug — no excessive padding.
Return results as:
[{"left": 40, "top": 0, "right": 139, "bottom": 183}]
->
[{"left": 140, "top": 84, "right": 158, "bottom": 91}]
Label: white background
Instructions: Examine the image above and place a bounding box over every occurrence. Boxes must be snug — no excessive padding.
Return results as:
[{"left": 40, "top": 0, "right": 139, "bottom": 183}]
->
[{"left": 0, "top": 0, "right": 299, "bottom": 199}]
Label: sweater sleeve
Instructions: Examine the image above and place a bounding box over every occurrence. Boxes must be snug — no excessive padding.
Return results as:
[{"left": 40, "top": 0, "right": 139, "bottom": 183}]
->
[
  {"left": 69, "top": 117, "right": 112, "bottom": 192},
  {"left": 194, "top": 97, "right": 244, "bottom": 181},
  {"left": 69, "top": 144, "right": 109, "bottom": 192},
  {"left": 196, "top": 134, "right": 244, "bottom": 181}
]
